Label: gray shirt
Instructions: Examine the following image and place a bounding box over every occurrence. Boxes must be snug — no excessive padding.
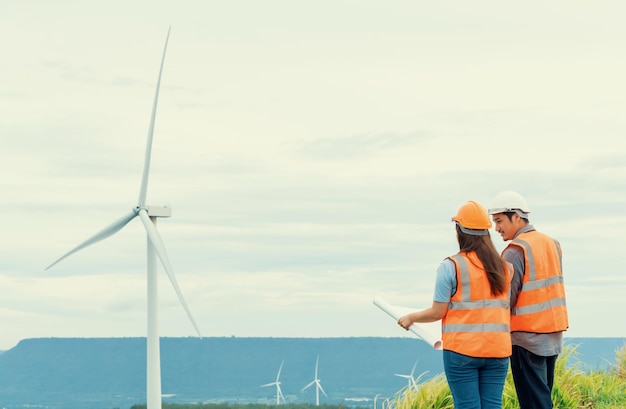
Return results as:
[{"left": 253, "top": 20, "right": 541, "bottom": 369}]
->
[{"left": 503, "top": 224, "right": 563, "bottom": 356}]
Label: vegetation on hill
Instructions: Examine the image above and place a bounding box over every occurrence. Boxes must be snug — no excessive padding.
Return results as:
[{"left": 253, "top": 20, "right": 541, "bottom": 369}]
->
[{"left": 392, "top": 345, "right": 626, "bottom": 409}]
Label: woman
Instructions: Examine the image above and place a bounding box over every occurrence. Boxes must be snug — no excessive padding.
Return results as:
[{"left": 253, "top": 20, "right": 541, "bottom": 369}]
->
[{"left": 398, "top": 200, "right": 512, "bottom": 409}]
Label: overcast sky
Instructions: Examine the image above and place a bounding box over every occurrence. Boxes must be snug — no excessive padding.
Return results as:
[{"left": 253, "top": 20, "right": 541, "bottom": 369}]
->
[{"left": 1, "top": 1, "right": 625, "bottom": 351}]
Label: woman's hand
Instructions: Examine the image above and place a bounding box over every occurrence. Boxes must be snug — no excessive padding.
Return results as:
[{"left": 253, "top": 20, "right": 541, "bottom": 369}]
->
[
  {"left": 398, "top": 314, "right": 414, "bottom": 330},
  {"left": 397, "top": 302, "right": 449, "bottom": 330}
]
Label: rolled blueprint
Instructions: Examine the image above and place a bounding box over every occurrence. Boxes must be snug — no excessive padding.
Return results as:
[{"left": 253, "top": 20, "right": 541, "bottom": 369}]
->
[{"left": 373, "top": 296, "right": 443, "bottom": 350}]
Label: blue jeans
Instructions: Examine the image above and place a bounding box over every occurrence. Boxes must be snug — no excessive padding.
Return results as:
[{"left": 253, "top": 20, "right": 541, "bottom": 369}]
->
[
  {"left": 443, "top": 350, "right": 509, "bottom": 409},
  {"left": 510, "top": 345, "right": 557, "bottom": 409}
]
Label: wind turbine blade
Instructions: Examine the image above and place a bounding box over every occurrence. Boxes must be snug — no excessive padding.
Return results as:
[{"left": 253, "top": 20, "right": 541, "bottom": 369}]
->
[
  {"left": 46, "top": 210, "right": 138, "bottom": 270},
  {"left": 301, "top": 381, "right": 315, "bottom": 391},
  {"left": 261, "top": 382, "right": 275, "bottom": 387},
  {"left": 138, "top": 209, "right": 202, "bottom": 337},
  {"left": 276, "top": 360, "right": 284, "bottom": 380},
  {"left": 318, "top": 382, "right": 328, "bottom": 397},
  {"left": 138, "top": 26, "right": 171, "bottom": 207},
  {"left": 315, "top": 355, "right": 319, "bottom": 377}
]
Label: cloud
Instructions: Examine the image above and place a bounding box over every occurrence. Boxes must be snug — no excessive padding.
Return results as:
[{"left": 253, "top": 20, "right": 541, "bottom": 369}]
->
[
  {"left": 580, "top": 153, "right": 626, "bottom": 172},
  {"left": 295, "top": 131, "right": 430, "bottom": 160}
]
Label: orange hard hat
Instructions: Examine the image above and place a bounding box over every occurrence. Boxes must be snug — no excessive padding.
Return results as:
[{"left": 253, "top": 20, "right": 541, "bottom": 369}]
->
[{"left": 451, "top": 201, "right": 492, "bottom": 235}]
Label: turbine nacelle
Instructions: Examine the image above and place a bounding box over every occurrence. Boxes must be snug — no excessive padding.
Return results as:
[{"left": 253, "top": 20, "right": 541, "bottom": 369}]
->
[{"left": 143, "top": 205, "right": 172, "bottom": 218}]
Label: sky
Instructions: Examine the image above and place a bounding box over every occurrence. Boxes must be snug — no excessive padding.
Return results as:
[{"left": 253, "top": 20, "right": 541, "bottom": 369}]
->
[{"left": 1, "top": 1, "right": 625, "bottom": 351}]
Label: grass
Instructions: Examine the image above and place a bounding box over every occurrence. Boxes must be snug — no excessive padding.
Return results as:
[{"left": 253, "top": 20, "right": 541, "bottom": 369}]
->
[{"left": 391, "top": 344, "right": 626, "bottom": 409}]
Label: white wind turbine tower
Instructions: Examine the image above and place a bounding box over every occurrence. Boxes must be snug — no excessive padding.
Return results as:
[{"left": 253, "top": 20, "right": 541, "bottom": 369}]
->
[
  {"left": 301, "top": 355, "right": 327, "bottom": 406},
  {"left": 394, "top": 360, "right": 418, "bottom": 389},
  {"left": 262, "top": 360, "right": 286, "bottom": 405},
  {"left": 45, "top": 28, "right": 201, "bottom": 409}
]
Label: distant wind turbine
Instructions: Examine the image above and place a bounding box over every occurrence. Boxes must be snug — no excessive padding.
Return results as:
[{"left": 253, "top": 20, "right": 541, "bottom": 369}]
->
[
  {"left": 394, "top": 360, "right": 418, "bottom": 389},
  {"left": 45, "top": 27, "right": 201, "bottom": 409},
  {"left": 262, "top": 360, "right": 286, "bottom": 405},
  {"left": 301, "top": 355, "right": 327, "bottom": 406}
]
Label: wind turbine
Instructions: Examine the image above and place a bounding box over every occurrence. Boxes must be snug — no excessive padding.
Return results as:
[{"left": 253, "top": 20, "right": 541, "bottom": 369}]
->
[
  {"left": 394, "top": 360, "right": 418, "bottom": 389},
  {"left": 262, "top": 360, "right": 286, "bottom": 405},
  {"left": 45, "top": 27, "right": 201, "bottom": 409},
  {"left": 301, "top": 355, "right": 327, "bottom": 406}
]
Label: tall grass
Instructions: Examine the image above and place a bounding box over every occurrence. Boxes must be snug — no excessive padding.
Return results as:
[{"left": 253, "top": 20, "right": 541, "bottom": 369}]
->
[{"left": 391, "top": 345, "right": 626, "bottom": 409}]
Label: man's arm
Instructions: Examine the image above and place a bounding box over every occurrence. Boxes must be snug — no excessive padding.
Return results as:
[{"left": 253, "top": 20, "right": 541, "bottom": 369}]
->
[{"left": 502, "top": 246, "right": 525, "bottom": 308}]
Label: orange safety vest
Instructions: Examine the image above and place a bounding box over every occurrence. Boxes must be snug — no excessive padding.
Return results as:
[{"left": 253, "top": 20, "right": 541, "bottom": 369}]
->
[
  {"left": 442, "top": 252, "right": 512, "bottom": 358},
  {"left": 507, "top": 230, "right": 569, "bottom": 333}
]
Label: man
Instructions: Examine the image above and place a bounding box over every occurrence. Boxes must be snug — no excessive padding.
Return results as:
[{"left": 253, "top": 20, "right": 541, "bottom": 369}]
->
[{"left": 488, "top": 191, "right": 569, "bottom": 409}]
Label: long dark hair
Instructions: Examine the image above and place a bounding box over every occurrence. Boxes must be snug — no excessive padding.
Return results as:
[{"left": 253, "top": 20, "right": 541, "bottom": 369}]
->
[{"left": 456, "top": 225, "right": 506, "bottom": 295}]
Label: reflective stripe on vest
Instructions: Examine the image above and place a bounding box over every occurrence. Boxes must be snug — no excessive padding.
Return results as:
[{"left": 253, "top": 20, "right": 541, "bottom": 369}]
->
[
  {"left": 441, "top": 253, "right": 512, "bottom": 358},
  {"left": 443, "top": 323, "right": 510, "bottom": 332},
  {"left": 512, "top": 296, "right": 567, "bottom": 316},
  {"left": 508, "top": 231, "right": 569, "bottom": 333},
  {"left": 451, "top": 300, "right": 510, "bottom": 310}
]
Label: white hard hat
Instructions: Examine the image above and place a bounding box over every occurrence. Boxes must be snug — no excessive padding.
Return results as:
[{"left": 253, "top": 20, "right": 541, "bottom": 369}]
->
[{"left": 488, "top": 190, "right": 530, "bottom": 217}]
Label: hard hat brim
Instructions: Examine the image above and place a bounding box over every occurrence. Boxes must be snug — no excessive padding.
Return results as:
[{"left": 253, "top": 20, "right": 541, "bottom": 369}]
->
[
  {"left": 455, "top": 222, "right": 489, "bottom": 236},
  {"left": 488, "top": 208, "right": 530, "bottom": 219}
]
